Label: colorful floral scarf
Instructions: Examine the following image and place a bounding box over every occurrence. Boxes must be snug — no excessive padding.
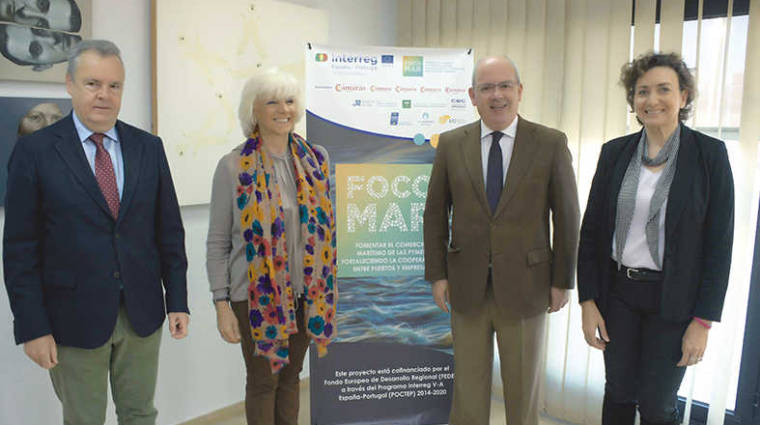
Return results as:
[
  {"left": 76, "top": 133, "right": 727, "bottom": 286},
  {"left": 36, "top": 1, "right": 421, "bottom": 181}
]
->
[{"left": 237, "top": 131, "right": 337, "bottom": 373}]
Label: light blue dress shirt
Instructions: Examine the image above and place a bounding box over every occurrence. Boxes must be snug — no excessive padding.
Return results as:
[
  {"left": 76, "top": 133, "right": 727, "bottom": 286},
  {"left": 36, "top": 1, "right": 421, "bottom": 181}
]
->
[{"left": 72, "top": 112, "right": 124, "bottom": 199}]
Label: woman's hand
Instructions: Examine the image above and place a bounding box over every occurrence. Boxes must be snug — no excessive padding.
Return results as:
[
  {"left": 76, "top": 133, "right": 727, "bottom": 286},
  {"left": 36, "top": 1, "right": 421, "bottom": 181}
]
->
[
  {"left": 215, "top": 301, "right": 241, "bottom": 343},
  {"left": 581, "top": 300, "right": 610, "bottom": 350},
  {"left": 677, "top": 319, "right": 710, "bottom": 367}
]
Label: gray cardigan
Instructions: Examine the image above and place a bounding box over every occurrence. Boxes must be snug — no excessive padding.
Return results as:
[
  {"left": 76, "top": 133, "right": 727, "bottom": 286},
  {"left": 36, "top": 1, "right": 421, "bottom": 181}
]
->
[{"left": 206, "top": 141, "right": 329, "bottom": 302}]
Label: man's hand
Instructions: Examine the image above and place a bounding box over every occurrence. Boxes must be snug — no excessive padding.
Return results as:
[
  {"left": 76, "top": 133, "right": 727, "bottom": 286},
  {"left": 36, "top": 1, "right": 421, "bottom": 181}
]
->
[
  {"left": 215, "top": 301, "right": 241, "bottom": 343},
  {"left": 23, "top": 334, "right": 58, "bottom": 369},
  {"left": 432, "top": 279, "right": 450, "bottom": 313},
  {"left": 581, "top": 300, "right": 610, "bottom": 350},
  {"left": 167, "top": 312, "right": 190, "bottom": 339},
  {"left": 677, "top": 319, "right": 710, "bottom": 367},
  {"left": 548, "top": 287, "right": 569, "bottom": 313}
]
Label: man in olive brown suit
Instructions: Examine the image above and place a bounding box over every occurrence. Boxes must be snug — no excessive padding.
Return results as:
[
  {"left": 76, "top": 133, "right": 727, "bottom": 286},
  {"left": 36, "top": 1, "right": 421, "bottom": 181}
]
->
[{"left": 423, "top": 56, "right": 580, "bottom": 425}]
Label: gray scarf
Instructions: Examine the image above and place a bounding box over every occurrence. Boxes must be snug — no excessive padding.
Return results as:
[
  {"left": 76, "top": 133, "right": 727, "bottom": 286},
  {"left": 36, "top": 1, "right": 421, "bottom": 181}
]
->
[{"left": 614, "top": 126, "right": 681, "bottom": 269}]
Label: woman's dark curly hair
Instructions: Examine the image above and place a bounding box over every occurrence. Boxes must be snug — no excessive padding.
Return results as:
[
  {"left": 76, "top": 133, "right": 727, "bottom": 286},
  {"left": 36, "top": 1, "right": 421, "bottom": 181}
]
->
[{"left": 620, "top": 52, "right": 696, "bottom": 123}]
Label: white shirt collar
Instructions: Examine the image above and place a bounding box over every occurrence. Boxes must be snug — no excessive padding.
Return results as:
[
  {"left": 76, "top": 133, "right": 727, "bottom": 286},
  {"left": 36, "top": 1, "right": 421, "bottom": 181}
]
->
[
  {"left": 72, "top": 111, "right": 119, "bottom": 144},
  {"left": 480, "top": 115, "right": 518, "bottom": 140}
]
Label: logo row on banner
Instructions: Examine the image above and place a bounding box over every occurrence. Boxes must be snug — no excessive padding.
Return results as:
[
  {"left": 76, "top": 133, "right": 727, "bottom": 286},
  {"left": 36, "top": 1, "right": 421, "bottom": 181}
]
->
[{"left": 306, "top": 44, "right": 477, "bottom": 147}]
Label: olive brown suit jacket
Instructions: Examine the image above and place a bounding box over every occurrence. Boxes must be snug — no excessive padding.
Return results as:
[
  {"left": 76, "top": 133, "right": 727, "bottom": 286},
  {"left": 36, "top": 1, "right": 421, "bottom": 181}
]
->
[{"left": 423, "top": 118, "right": 580, "bottom": 318}]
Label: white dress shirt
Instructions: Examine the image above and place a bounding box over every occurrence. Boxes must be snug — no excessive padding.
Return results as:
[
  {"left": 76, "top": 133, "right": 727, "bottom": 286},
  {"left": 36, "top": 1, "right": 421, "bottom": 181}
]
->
[{"left": 480, "top": 116, "right": 518, "bottom": 186}]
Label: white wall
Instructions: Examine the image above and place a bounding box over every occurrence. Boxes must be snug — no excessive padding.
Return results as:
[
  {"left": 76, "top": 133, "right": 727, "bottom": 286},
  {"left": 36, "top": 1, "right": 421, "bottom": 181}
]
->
[{"left": 0, "top": 1, "right": 397, "bottom": 424}]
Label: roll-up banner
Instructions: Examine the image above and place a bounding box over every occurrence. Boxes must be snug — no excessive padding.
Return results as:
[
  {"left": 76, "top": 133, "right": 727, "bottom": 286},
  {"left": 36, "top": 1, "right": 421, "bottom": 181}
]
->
[{"left": 306, "top": 44, "right": 475, "bottom": 425}]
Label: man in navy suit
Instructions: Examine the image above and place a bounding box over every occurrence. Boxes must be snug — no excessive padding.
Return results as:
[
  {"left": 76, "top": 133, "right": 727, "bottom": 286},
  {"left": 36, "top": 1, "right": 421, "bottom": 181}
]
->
[{"left": 3, "top": 39, "right": 188, "bottom": 425}]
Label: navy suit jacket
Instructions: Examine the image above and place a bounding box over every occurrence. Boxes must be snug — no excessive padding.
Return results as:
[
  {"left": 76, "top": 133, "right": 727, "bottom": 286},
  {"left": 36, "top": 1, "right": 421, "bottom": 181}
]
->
[
  {"left": 3, "top": 114, "right": 188, "bottom": 348},
  {"left": 577, "top": 125, "right": 734, "bottom": 322}
]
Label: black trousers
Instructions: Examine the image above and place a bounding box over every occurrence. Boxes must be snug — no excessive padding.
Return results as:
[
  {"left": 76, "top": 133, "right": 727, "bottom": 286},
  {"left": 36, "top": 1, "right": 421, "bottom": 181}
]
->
[{"left": 602, "top": 267, "right": 690, "bottom": 425}]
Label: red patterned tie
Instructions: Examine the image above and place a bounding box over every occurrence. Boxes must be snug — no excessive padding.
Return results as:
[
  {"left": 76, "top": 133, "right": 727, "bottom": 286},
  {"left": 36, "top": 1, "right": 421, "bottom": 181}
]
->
[{"left": 90, "top": 133, "right": 120, "bottom": 218}]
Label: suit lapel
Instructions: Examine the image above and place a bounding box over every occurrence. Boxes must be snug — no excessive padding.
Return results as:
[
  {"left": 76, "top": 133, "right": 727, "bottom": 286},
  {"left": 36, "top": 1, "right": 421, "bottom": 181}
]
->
[
  {"left": 665, "top": 125, "right": 697, "bottom": 242},
  {"left": 116, "top": 121, "right": 143, "bottom": 223},
  {"left": 493, "top": 117, "right": 538, "bottom": 217},
  {"left": 54, "top": 115, "right": 113, "bottom": 218},
  {"left": 462, "top": 121, "right": 491, "bottom": 216}
]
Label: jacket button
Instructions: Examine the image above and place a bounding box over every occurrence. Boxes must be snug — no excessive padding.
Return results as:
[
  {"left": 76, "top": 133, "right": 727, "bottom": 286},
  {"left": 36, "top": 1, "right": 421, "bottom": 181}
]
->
[{"left": 113, "top": 271, "right": 121, "bottom": 279}]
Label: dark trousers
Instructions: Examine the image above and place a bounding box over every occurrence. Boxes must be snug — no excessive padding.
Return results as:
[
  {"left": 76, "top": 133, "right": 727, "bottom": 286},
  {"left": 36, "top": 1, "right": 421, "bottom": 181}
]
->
[
  {"left": 602, "top": 268, "right": 690, "bottom": 425},
  {"left": 232, "top": 299, "right": 310, "bottom": 425}
]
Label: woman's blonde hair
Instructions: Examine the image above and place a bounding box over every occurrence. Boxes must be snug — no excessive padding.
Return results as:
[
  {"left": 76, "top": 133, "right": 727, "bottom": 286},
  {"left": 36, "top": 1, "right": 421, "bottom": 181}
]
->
[{"left": 238, "top": 68, "right": 304, "bottom": 137}]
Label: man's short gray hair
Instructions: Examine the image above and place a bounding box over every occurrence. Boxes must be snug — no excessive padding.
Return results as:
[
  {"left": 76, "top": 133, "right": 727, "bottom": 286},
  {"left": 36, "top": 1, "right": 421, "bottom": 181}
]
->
[
  {"left": 238, "top": 68, "right": 304, "bottom": 137},
  {"left": 472, "top": 56, "right": 521, "bottom": 87},
  {"left": 66, "top": 39, "right": 122, "bottom": 77}
]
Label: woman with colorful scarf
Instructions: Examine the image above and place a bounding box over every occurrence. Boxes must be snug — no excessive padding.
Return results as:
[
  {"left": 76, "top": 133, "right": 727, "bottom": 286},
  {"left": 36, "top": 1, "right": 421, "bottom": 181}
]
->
[{"left": 206, "top": 68, "right": 337, "bottom": 425}]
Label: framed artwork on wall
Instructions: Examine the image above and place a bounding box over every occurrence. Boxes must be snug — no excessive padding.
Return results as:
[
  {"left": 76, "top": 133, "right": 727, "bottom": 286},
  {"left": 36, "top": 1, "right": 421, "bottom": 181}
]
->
[
  {"left": 152, "top": 0, "right": 328, "bottom": 205},
  {"left": 0, "top": 96, "right": 72, "bottom": 204},
  {"left": 0, "top": 0, "right": 92, "bottom": 83}
]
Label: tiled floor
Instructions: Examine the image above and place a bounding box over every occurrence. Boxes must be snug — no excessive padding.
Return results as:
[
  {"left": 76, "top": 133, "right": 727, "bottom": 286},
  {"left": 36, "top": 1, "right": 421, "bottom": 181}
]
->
[{"left": 181, "top": 378, "right": 566, "bottom": 425}]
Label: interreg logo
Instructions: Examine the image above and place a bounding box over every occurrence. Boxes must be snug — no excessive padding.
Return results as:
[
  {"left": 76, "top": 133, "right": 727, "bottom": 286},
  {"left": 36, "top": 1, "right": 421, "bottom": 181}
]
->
[
  {"left": 331, "top": 53, "right": 378, "bottom": 66},
  {"left": 402, "top": 100, "right": 412, "bottom": 109},
  {"left": 381, "top": 55, "right": 394, "bottom": 64},
  {"left": 315, "top": 53, "right": 328, "bottom": 62},
  {"left": 402, "top": 56, "right": 423, "bottom": 77}
]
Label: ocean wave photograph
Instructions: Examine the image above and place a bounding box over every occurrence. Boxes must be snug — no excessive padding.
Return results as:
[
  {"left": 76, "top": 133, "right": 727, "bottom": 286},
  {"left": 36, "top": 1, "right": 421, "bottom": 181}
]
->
[{"left": 335, "top": 275, "right": 452, "bottom": 354}]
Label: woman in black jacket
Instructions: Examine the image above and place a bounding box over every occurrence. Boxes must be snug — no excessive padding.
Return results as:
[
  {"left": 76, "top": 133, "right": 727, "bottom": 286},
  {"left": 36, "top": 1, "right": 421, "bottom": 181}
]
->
[{"left": 577, "top": 52, "right": 734, "bottom": 425}]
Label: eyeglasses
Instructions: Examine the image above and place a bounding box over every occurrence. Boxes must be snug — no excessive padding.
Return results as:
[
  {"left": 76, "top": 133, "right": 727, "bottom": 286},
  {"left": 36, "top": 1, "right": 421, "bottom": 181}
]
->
[{"left": 475, "top": 81, "right": 518, "bottom": 94}]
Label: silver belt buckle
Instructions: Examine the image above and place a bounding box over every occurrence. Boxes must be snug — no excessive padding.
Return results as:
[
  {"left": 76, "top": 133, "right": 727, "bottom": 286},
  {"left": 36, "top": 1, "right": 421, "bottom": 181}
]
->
[{"left": 626, "top": 267, "right": 639, "bottom": 280}]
